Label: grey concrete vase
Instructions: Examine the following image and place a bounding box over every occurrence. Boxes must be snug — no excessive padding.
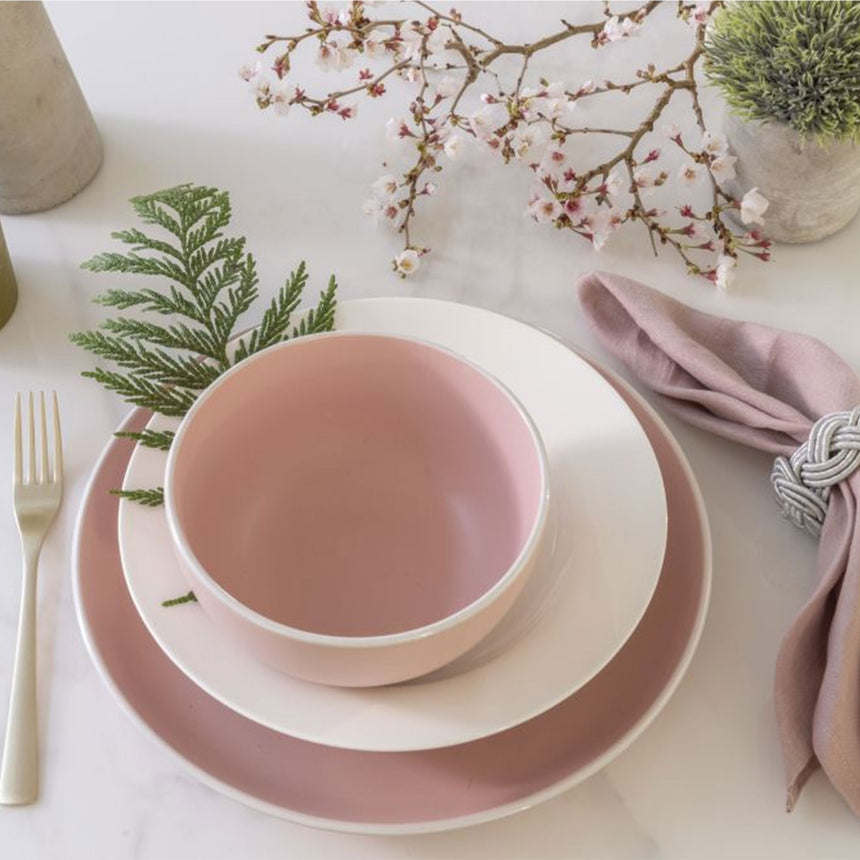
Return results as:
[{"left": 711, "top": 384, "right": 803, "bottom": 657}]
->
[
  {"left": 0, "top": 2, "right": 103, "bottom": 214},
  {"left": 0, "top": 221, "right": 17, "bottom": 330},
  {"left": 722, "top": 111, "right": 860, "bottom": 244}
]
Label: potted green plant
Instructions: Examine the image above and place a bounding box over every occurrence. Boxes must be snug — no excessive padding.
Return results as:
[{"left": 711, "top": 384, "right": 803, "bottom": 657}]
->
[{"left": 705, "top": 0, "right": 860, "bottom": 243}]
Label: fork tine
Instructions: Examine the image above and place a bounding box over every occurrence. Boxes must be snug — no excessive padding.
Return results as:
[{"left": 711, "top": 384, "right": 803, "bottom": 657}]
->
[
  {"left": 52, "top": 391, "right": 62, "bottom": 485},
  {"left": 13, "top": 393, "right": 21, "bottom": 486},
  {"left": 39, "top": 392, "right": 48, "bottom": 485},
  {"left": 27, "top": 392, "right": 35, "bottom": 485}
]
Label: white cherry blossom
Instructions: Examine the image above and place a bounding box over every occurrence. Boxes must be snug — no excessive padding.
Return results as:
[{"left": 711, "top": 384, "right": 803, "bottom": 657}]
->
[
  {"left": 715, "top": 254, "right": 737, "bottom": 291},
  {"left": 511, "top": 125, "right": 544, "bottom": 160},
  {"left": 709, "top": 153, "right": 737, "bottom": 181},
  {"left": 443, "top": 133, "right": 465, "bottom": 160},
  {"left": 363, "top": 197, "right": 399, "bottom": 224},
  {"left": 238, "top": 62, "right": 262, "bottom": 84},
  {"left": 270, "top": 81, "right": 296, "bottom": 116},
  {"left": 372, "top": 174, "right": 399, "bottom": 198},
  {"left": 538, "top": 145, "right": 567, "bottom": 176},
  {"left": 588, "top": 207, "right": 624, "bottom": 250},
  {"left": 564, "top": 196, "right": 585, "bottom": 217},
  {"left": 362, "top": 197, "right": 383, "bottom": 219},
  {"left": 404, "top": 66, "right": 424, "bottom": 85},
  {"left": 436, "top": 75, "right": 459, "bottom": 99},
  {"left": 701, "top": 131, "right": 729, "bottom": 157},
  {"left": 633, "top": 167, "right": 656, "bottom": 189},
  {"left": 678, "top": 162, "right": 704, "bottom": 185},
  {"left": 317, "top": 40, "right": 354, "bottom": 71},
  {"left": 364, "top": 35, "right": 388, "bottom": 59},
  {"left": 604, "top": 169, "right": 624, "bottom": 197},
  {"left": 468, "top": 103, "right": 506, "bottom": 139},
  {"left": 317, "top": 4, "right": 339, "bottom": 25},
  {"left": 740, "top": 187, "right": 769, "bottom": 225},
  {"left": 526, "top": 196, "right": 562, "bottom": 223},
  {"left": 394, "top": 249, "right": 421, "bottom": 275},
  {"left": 426, "top": 25, "right": 449, "bottom": 55},
  {"left": 602, "top": 15, "right": 640, "bottom": 42},
  {"left": 252, "top": 74, "right": 271, "bottom": 102},
  {"left": 398, "top": 27, "right": 423, "bottom": 60}
]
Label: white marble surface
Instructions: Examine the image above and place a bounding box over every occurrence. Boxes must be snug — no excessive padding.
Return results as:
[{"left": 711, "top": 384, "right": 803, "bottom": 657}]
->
[{"left": 1, "top": 2, "right": 860, "bottom": 857}]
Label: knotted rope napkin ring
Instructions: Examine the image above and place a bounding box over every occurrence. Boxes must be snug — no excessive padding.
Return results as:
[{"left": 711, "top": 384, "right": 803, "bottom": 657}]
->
[{"left": 771, "top": 406, "right": 860, "bottom": 538}]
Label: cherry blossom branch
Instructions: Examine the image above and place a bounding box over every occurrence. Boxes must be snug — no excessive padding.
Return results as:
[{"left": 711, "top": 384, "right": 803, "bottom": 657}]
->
[{"left": 243, "top": 0, "right": 772, "bottom": 288}]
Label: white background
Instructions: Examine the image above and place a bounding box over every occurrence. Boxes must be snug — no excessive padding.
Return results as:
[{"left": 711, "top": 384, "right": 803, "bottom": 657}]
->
[{"left": 1, "top": 2, "right": 860, "bottom": 857}]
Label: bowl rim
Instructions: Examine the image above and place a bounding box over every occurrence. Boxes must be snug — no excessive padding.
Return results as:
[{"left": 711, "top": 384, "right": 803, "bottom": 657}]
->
[{"left": 163, "top": 330, "right": 550, "bottom": 649}]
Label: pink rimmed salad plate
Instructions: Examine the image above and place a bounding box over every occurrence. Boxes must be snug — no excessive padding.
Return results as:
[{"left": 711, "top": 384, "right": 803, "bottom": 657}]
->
[
  {"left": 117, "top": 299, "right": 667, "bottom": 751},
  {"left": 72, "top": 320, "right": 710, "bottom": 834}
]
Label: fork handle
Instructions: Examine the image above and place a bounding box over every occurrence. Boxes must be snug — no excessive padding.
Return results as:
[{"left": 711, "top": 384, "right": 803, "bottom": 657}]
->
[{"left": 0, "top": 551, "right": 39, "bottom": 805}]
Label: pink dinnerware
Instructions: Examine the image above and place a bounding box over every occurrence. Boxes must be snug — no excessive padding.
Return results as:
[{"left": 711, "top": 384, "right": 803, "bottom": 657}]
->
[
  {"left": 73, "top": 348, "right": 708, "bottom": 834},
  {"left": 164, "top": 333, "right": 549, "bottom": 686}
]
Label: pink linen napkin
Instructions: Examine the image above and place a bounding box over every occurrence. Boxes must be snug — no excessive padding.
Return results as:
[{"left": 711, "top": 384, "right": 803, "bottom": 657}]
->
[{"left": 577, "top": 270, "right": 860, "bottom": 815}]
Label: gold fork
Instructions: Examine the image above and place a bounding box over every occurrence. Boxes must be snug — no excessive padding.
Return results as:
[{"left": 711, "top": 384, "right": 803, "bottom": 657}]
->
[{"left": 0, "top": 393, "right": 63, "bottom": 805}]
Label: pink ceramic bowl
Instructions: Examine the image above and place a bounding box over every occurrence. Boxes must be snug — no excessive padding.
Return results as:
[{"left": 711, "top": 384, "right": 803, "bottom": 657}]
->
[{"left": 164, "top": 333, "right": 549, "bottom": 687}]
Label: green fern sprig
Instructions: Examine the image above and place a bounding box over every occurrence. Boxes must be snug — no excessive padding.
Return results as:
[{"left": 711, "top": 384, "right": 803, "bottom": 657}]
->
[
  {"left": 71, "top": 181, "right": 339, "bottom": 486},
  {"left": 161, "top": 591, "right": 198, "bottom": 608},
  {"left": 110, "top": 487, "right": 165, "bottom": 507},
  {"left": 114, "top": 429, "right": 176, "bottom": 451},
  {"left": 73, "top": 183, "right": 339, "bottom": 607}
]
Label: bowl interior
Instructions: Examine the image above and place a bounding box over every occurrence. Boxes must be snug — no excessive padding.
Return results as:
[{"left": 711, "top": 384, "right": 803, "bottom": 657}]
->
[{"left": 169, "top": 334, "right": 545, "bottom": 637}]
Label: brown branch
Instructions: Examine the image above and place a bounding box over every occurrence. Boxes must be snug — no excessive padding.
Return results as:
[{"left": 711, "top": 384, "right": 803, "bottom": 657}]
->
[
  {"left": 624, "top": 161, "right": 659, "bottom": 256},
  {"left": 554, "top": 126, "right": 635, "bottom": 137},
  {"left": 480, "top": 0, "right": 660, "bottom": 64},
  {"left": 298, "top": 60, "right": 413, "bottom": 109},
  {"left": 414, "top": 1, "right": 503, "bottom": 46}
]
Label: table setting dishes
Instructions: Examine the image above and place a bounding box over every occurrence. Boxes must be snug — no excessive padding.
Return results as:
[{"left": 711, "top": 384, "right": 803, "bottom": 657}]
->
[
  {"left": 117, "top": 299, "right": 668, "bottom": 751},
  {"left": 164, "top": 332, "right": 550, "bottom": 687},
  {"left": 0, "top": 392, "right": 62, "bottom": 806},
  {"left": 579, "top": 270, "right": 860, "bottom": 817},
  {"left": 59, "top": 178, "right": 859, "bottom": 830},
  {"left": 72, "top": 299, "right": 711, "bottom": 833}
]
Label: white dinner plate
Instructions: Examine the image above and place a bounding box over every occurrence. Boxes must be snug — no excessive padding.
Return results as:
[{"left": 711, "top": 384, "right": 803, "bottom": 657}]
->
[{"left": 117, "top": 298, "right": 667, "bottom": 751}]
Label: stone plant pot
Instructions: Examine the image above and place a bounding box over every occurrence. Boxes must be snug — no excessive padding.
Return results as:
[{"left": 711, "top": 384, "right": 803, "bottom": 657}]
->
[
  {"left": 0, "top": 222, "right": 17, "bottom": 331},
  {"left": 0, "top": 2, "right": 103, "bottom": 214},
  {"left": 721, "top": 111, "right": 860, "bottom": 243}
]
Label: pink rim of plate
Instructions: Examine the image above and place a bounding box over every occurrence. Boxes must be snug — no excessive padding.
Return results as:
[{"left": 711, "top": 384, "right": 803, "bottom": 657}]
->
[{"left": 72, "top": 346, "right": 711, "bottom": 835}]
